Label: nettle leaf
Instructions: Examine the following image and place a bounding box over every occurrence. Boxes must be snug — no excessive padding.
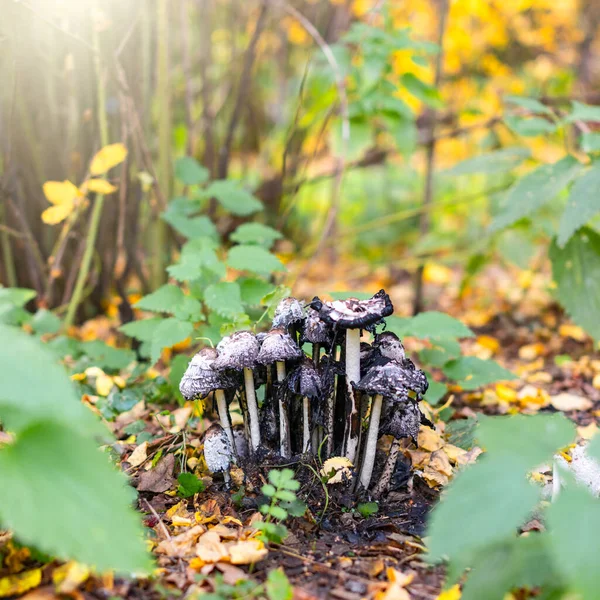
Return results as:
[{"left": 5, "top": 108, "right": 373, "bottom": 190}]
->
[
  {"left": 227, "top": 245, "right": 285, "bottom": 275},
  {"left": 423, "top": 379, "right": 447, "bottom": 405},
  {"left": 0, "top": 325, "right": 101, "bottom": 435},
  {"left": 80, "top": 340, "right": 135, "bottom": 371},
  {"left": 504, "top": 95, "right": 553, "bottom": 116},
  {"left": 174, "top": 156, "right": 209, "bottom": 185},
  {"left": 550, "top": 227, "right": 600, "bottom": 340},
  {"left": 135, "top": 285, "right": 201, "bottom": 319},
  {"left": 204, "top": 282, "right": 245, "bottom": 319},
  {"left": 490, "top": 156, "right": 582, "bottom": 233},
  {"left": 419, "top": 338, "right": 462, "bottom": 367},
  {"left": 239, "top": 278, "right": 274, "bottom": 306},
  {"left": 204, "top": 180, "right": 263, "bottom": 216},
  {"left": 162, "top": 209, "right": 218, "bottom": 241},
  {"left": 442, "top": 356, "right": 516, "bottom": 389},
  {"left": 504, "top": 115, "right": 557, "bottom": 137},
  {"left": 0, "top": 422, "right": 151, "bottom": 573},
  {"left": 387, "top": 312, "right": 474, "bottom": 340},
  {"left": 427, "top": 414, "right": 575, "bottom": 567},
  {"left": 445, "top": 147, "right": 530, "bottom": 176},
  {"left": 177, "top": 473, "right": 205, "bottom": 498},
  {"left": 167, "top": 238, "right": 226, "bottom": 282},
  {"left": 565, "top": 101, "right": 600, "bottom": 124},
  {"left": 557, "top": 162, "right": 600, "bottom": 247},
  {"left": 119, "top": 317, "right": 164, "bottom": 343},
  {"left": 30, "top": 309, "right": 62, "bottom": 335},
  {"left": 266, "top": 569, "right": 293, "bottom": 600},
  {"left": 230, "top": 223, "right": 283, "bottom": 248},
  {"left": 150, "top": 318, "right": 194, "bottom": 365},
  {"left": 547, "top": 482, "right": 600, "bottom": 598}
]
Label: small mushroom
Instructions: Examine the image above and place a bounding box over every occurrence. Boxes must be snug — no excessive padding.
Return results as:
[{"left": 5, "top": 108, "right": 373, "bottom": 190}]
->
[
  {"left": 287, "top": 359, "right": 322, "bottom": 453},
  {"left": 213, "top": 331, "right": 261, "bottom": 453},
  {"left": 272, "top": 297, "right": 305, "bottom": 341},
  {"left": 355, "top": 361, "right": 409, "bottom": 489},
  {"left": 301, "top": 307, "right": 333, "bottom": 364},
  {"left": 204, "top": 424, "right": 234, "bottom": 484},
  {"left": 257, "top": 328, "right": 303, "bottom": 458},
  {"left": 373, "top": 331, "right": 406, "bottom": 362},
  {"left": 311, "top": 290, "right": 393, "bottom": 463},
  {"left": 179, "top": 347, "right": 236, "bottom": 450}
]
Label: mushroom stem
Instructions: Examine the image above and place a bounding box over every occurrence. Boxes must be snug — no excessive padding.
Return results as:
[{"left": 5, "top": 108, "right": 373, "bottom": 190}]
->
[
  {"left": 303, "top": 396, "right": 311, "bottom": 453},
  {"left": 345, "top": 329, "right": 361, "bottom": 385},
  {"left": 243, "top": 367, "right": 261, "bottom": 452},
  {"left": 276, "top": 361, "right": 291, "bottom": 458},
  {"left": 344, "top": 329, "right": 361, "bottom": 462},
  {"left": 372, "top": 437, "right": 401, "bottom": 498},
  {"left": 215, "top": 389, "right": 235, "bottom": 450},
  {"left": 312, "top": 343, "right": 320, "bottom": 365},
  {"left": 359, "top": 394, "right": 383, "bottom": 489}
]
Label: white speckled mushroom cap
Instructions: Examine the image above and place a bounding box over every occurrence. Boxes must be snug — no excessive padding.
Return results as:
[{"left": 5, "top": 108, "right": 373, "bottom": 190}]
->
[
  {"left": 311, "top": 290, "right": 393, "bottom": 330},
  {"left": 272, "top": 297, "right": 305, "bottom": 329},
  {"left": 213, "top": 330, "right": 260, "bottom": 370},
  {"left": 180, "top": 347, "right": 232, "bottom": 400},
  {"left": 301, "top": 307, "right": 333, "bottom": 345},
  {"left": 374, "top": 331, "right": 406, "bottom": 362},
  {"left": 204, "top": 424, "right": 233, "bottom": 473},
  {"left": 256, "top": 328, "right": 303, "bottom": 365}
]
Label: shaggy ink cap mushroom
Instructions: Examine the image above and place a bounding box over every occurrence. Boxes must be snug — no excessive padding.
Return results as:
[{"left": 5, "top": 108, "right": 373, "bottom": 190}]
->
[
  {"left": 380, "top": 399, "right": 422, "bottom": 442},
  {"left": 204, "top": 424, "right": 233, "bottom": 482},
  {"left": 398, "top": 358, "right": 429, "bottom": 397},
  {"left": 374, "top": 331, "right": 406, "bottom": 362},
  {"left": 213, "top": 330, "right": 262, "bottom": 453},
  {"left": 301, "top": 307, "right": 334, "bottom": 345},
  {"left": 287, "top": 358, "right": 322, "bottom": 399},
  {"left": 256, "top": 328, "right": 303, "bottom": 365},
  {"left": 272, "top": 297, "right": 305, "bottom": 330}
]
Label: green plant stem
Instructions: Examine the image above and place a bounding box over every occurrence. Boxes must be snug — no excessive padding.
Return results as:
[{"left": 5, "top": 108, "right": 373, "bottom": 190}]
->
[
  {"left": 0, "top": 203, "right": 17, "bottom": 287},
  {"left": 64, "top": 12, "right": 108, "bottom": 329}
]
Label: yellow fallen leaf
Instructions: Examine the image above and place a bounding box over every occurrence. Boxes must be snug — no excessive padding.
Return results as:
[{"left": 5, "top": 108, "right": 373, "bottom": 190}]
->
[
  {"left": 518, "top": 343, "right": 544, "bottom": 361},
  {"left": 550, "top": 393, "right": 592, "bottom": 412},
  {"left": 320, "top": 457, "right": 353, "bottom": 484},
  {"left": 90, "top": 143, "right": 128, "bottom": 175},
  {"left": 166, "top": 501, "right": 188, "bottom": 521},
  {"left": 195, "top": 531, "right": 229, "bottom": 564},
  {"left": 95, "top": 373, "right": 114, "bottom": 397},
  {"left": 559, "top": 324, "right": 587, "bottom": 342},
  {"left": 429, "top": 449, "right": 453, "bottom": 477},
  {"left": 593, "top": 374, "right": 600, "bottom": 390},
  {"left": 156, "top": 525, "right": 206, "bottom": 557},
  {"left": 442, "top": 443, "right": 467, "bottom": 465},
  {"left": 436, "top": 584, "right": 461, "bottom": 600},
  {"left": 418, "top": 425, "right": 445, "bottom": 452},
  {"left": 52, "top": 561, "right": 90, "bottom": 594},
  {"left": 0, "top": 568, "right": 42, "bottom": 597},
  {"left": 86, "top": 178, "right": 117, "bottom": 194},
  {"left": 495, "top": 383, "right": 517, "bottom": 403},
  {"left": 421, "top": 466, "right": 450, "bottom": 488},
  {"left": 222, "top": 516, "right": 244, "bottom": 527},
  {"left": 423, "top": 263, "right": 452, "bottom": 285},
  {"left": 476, "top": 335, "right": 500, "bottom": 353},
  {"left": 228, "top": 539, "right": 268, "bottom": 564},
  {"left": 172, "top": 516, "right": 193, "bottom": 527}
]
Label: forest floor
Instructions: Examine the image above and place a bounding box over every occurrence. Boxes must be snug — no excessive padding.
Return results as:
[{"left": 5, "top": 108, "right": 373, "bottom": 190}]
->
[{"left": 4, "top": 261, "right": 598, "bottom": 600}]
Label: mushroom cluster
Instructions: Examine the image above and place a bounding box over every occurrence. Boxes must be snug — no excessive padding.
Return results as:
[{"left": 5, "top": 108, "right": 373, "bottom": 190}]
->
[{"left": 180, "top": 290, "right": 430, "bottom": 498}]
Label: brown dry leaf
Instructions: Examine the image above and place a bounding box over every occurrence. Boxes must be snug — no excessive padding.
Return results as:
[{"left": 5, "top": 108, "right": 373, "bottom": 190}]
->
[
  {"left": 166, "top": 501, "right": 189, "bottom": 521},
  {"left": 128, "top": 441, "right": 148, "bottom": 467},
  {"left": 228, "top": 539, "right": 268, "bottom": 565},
  {"left": 456, "top": 446, "right": 483, "bottom": 466},
  {"left": 171, "top": 406, "right": 193, "bottom": 432},
  {"left": 156, "top": 525, "right": 206, "bottom": 557},
  {"left": 429, "top": 450, "right": 453, "bottom": 477},
  {"left": 210, "top": 524, "right": 240, "bottom": 540},
  {"left": 115, "top": 400, "right": 146, "bottom": 429},
  {"left": 406, "top": 449, "right": 430, "bottom": 469},
  {"left": 195, "top": 531, "right": 229, "bottom": 564},
  {"left": 3, "top": 541, "right": 30, "bottom": 572},
  {"left": 559, "top": 324, "right": 587, "bottom": 341},
  {"left": 421, "top": 466, "right": 450, "bottom": 488},
  {"left": 215, "top": 563, "right": 248, "bottom": 585},
  {"left": 443, "top": 444, "right": 468, "bottom": 464},
  {"left": 375, "top": 568, "right": 413, "bottom": 600},
  {"left": 21, "top": 587, "right": 59, "bottom": 600},
  {"left": 52, "top": 562, "right": 90, "bottom": 594},
  {"left": 518, "top": 343, "right": 545, "bottom": 361},
  {"left": 195, "top": 499, "right": 221, "bottom": 525},
  {"left": 418, "top": 425, "right": 444, "bottom": 452},
  {"left": 0, "top": 568, "right": 42, "bottom": 598},
  {"left": 137, "top": 453, "right": 175, "bottom": 492},
  {"left": 550, "top": 393, "right": 593, "bottom": 412}
]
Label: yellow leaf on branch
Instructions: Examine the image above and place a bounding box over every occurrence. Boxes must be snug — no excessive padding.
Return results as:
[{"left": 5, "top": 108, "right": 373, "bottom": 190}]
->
[
  {"left": 90, "top": 143, "right": 128, "bottom": 176},
  {"left": 41, "top": 180, "right": 82, "bottom": 225},
  {"left": 86, "top": 179, "right": 117, "bottom": 194}
]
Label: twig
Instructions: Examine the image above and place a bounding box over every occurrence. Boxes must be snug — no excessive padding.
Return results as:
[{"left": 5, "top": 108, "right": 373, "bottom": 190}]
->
[
  {"left": 142, "top": 498, "right": 176, "bottom": 555},
  {"left": 217, "top": 1, "right": 269, "bottom": 179}
]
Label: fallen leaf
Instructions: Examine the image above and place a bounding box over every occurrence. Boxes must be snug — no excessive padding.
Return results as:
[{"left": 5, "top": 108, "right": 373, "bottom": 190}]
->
[
  {"left": 436, "top": 584, "right": 461, "bottom": 599},
  {"left": 128, "top": 442, "right": 148, "bottom": 467},
  {"left": 228, "top": 539, "right": 268, "bottom": 564},
  {"left": 518, "top": 343, "right": 545, "bottom": 361},
  {"left": 320, "top": 457, "right": 353, "bottom": 484},
  {"left": 0, "top": 569, "right": 42, "bottom": 598},
  {"left": 155, "top": 525, "right": 206, "bottom": 557},
  {"left": 442, "top": 444, "right": 467, "bottom": 464},
  {"left": 429, "top": 450, "right": 453, "bottom": 477},
  {"left": 195, "top": 531, "right": 229, "bottom": 564},
  {"left": 52, "top": 561, "right": 90, "bottom": 594},
  {"left": 421, "top": 466, "right": 449, "bottom": 488},
  {"left": 210, "top": 524, "right": 240, "bottom": 540},
  {"left": 550, "top": 393, "right": 593, "bottom": 412},
  {"left": 418, "top": 426, "right": 445, "bottom": 452},
  {"left": 21, "top": 587, "right": 59, "bottom": 600},
  {"left": 559, "top": 323, "right": 587, "bottom": 342},
  {"left": 215, "top": 563, "right": 248, "bottom": 585},
  {"left": 137, "top": 453, "right": 175, "bottom": 492}
]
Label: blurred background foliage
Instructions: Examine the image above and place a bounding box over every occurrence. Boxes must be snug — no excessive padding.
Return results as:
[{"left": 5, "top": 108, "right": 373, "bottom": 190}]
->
[{"left": 0, "top": 0, "right": 598, "bottom": 321}]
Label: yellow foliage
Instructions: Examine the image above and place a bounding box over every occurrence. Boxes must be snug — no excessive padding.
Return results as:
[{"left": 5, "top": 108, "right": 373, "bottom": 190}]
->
[
  {"left": 89, "top": 143, "right": 128, "bottom": 176},
  {"left": 41, "top": 180, "right": 83, "bottom": 225},
  {"left": 86, "top": 178, "right": 117, "bottom": 194}
]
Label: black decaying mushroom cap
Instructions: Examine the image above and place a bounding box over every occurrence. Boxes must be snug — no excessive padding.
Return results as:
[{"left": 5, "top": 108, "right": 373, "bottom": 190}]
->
[
  {"left": 180, "top": 347, "right": 233, "bottom": 400},
  {"left": 213, "top": 330, "right": 260, "bottom": 371},
  {"left": 398, "top": 358, "right": 429, "bottom": 396},
  {"left": 301, "top": 307, "right": 334, "bottom": 345},
  {"left": 287, "top": 359, "right": 322, "bottom": 399},
  {"left": 355, "top": 360, "right": 410, "bottom": 399},
  {"left": 272, "top": 297, "right": 305, "bottom": 330},
  {"left": 203, "top": 424, "right": 234, "bottom": 473},
  {"left": 310, "top": 289, "right": 393, "bottom": 330},
  {"left": 257, "top": 328, "right": 303, "bottom": 365},
  {"left": 374, "top": 331, "right": 406, "bottom": 362},
  {"left": 379, "top": 399, "right": 422, "bottom": 442}
]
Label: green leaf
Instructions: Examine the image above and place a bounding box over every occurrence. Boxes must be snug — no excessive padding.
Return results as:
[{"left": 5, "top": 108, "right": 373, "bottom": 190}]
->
[
  {"left": 0, "top": 422, "right": 151, "bottom": 572},
  {"left": 30, "top": 309, "right": 62, "bottom": 335},
  {"left": 80, "top": 340, "right": 135, "bottom": 371},
  {"left": 204, "top": 282, "right": 245, "bottom": 319},
  {"left": 557, "top": 163, "right": 600, "bottom": 247},
  {"left": 120, "top": 317, "right": 164, "bottom": 343},
  {"left": 442, "top": 357, "right": 516, "bottom": 389},
  {"left": 547, "top": 482, "right": 600, "bottom": 598},
  {"left": 150, "top": 319, "right": 194, "bottom": 365},
  {"left": 504, "top": 95, "right": 553, "bottom": 116},
  {"left": 177, "top": 473, "right": 205, "bottom": 498},
  {"left": 227, "top": 245, "right": 285, "bottom": 275},
  {"left": 0, "top": 287, "right": 36, "bottom": 309},
  {"left": 446, "top": 416, "right": 478, "bottom": 449},
  {"left": 550, "top": 227, "right": 600, "bottom": 340},
  {"left": 423, "top": 380, "right": 447, "bottom": 405},
  {"left": 167, "top": 238, "right": 225, "bottom": 282},
  {"left": 135, "top": 285, "right": 201, "bottom": 320},
  {"left": 261, "top": 484, "right": 276, "bottom": 497},
  {"left": 565, "top": 101, "right": 600, "bottom": 124},
  {"left": 0, "top": 325, "right": 101, "bottom": 435},
  {"left": 239, "top": 278, "right": 274, "bottom": 306},
  {"left": 162, "top": 209, "right": 218, "bottom": 240},
  {"left": 168, "top": 354, "right": 190, "bottom": 405},
  {"left": 268, "top": 505, "right": 288, "bottom": 521},
  {"left": 490, "top": 156, "right": 582, "bottom": 232},
  {"left": 445, "top": 147, "right": 530, "bottom": 176},
  {"left": 419, "top": 338, "right": 462, "bottom": 367},
  {"left": 174, "top": 156, "right": 209, "bottom": 185},
  {"left": 266, "top": 569, "right": 293, "bottom": 600},
  {"left": 427, "top": 414, "right": 575, "bottom": 565},
  {"left": 357, "top": 502, "right": 379, "bottom": 518},
  {"left": 400, "top": 73, "right": 443, "bottom": 108},
  {"left": 581, "top": 132, "right": 600, "bottom": 153},
  {"left": 204, "top": 180, "right": 263, "bottom": 216},
  {"left": 274, "top": 490, "right": 297, "bottom": 503},
  {"left": 230, "top": 223, "right": 283, "bottom": 248},
  {"left": 504, "top": 115, "right": 557, "bottom": 137},
  {"left": 386, "top": 312, "right": 474, "bottom": 340}
]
